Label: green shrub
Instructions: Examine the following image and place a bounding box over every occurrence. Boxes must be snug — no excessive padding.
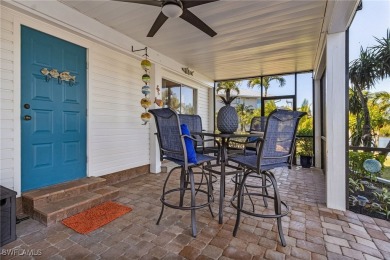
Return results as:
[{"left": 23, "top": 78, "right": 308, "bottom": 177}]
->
[{"left": 296, "top": 127, "right": 314, "bottom": 156}]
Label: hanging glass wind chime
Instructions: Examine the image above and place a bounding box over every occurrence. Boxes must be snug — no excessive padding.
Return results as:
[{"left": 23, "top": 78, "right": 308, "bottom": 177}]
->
[{"left": 133, "top": 47, "right": 152, "bottom": 125}]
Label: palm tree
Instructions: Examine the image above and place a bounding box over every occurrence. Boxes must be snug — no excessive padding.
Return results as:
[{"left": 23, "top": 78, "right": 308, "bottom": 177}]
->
[
  {"left": 349, "top": 47, "right": 378, "bottom": 147},
  {"left": 349, "top": 29, "right": 390, "bottom": 147},
  {"left": 236, "top": 103, "right": 254, "bottom": 131},
  {"left": 349, "top": 87, "right": 365, "bottom": 146},
  {"left": 372, "top": 29, "right": 390, "bottom": 79},
  {"left": 247, "top": 76, "right": 286, "bottom": 97},
  {"left": 216, "top": 81, "right": 240, "bottom": 105}
]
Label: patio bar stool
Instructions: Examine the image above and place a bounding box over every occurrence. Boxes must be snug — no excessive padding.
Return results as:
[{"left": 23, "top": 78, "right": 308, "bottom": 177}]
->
[
  {"left": 149, "top": 108, "right": 215, "bottom": 237},
  {"left": 229, "top": 109, "right": 305, "bottom": 246},
  {"left": 179, "top": 114, "right": 220, "bottom": 188},
  {"left": 229, "top": 116, "right": 269, "bottom": 202}
]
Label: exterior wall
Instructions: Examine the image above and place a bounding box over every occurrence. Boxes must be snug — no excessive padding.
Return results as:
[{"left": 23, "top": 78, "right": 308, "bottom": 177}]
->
[
  {"left": 0, "top": 4, "right": 213, "bottom": 195},
  {"left": 87, "top": 46, "right": 150, "bottom": 177},
  {"left": 0, "top": 9, "right": 16, "bottom": 190}
]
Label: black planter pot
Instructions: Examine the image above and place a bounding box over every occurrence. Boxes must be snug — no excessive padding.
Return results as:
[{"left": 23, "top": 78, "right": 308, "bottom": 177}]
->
[{"left": 300, "top": 155, "right": 313, "bottom": 168}]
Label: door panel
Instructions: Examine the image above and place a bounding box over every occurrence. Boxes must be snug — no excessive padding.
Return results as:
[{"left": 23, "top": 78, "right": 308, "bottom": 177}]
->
[{"left": 21, "top": 26, "right": 87, "bottom": 192}]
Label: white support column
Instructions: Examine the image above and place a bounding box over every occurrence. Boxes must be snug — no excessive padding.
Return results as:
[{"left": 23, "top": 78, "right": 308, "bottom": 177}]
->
[
  {"left": 149, "top": 64, "right": 162, "bottom": 173},
  {"left": 325, "top": 32, "right": 347, "bottom": 211},
  {"left": 208, "top": 87, "right": 215, "bottom": 131},
  {"left": 314, "top": 79, "right": 322, "bottom": 169}
]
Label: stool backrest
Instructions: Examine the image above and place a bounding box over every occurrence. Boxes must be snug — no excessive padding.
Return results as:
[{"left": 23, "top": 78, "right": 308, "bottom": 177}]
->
[
  {"left": 259, "top": 110, "right": 306, "bottom": 168},
  {"left": 250, "top": 116, "right": 267, "bottom": 132},
  {"left": 178, "top": 114, "right": 203, "bottom": 143},
  {"left": 178, "top": 114, "right": 203, "bottom": 132},
  {"left": 149, "top": 108, "right": 184, "bottom": 162}
]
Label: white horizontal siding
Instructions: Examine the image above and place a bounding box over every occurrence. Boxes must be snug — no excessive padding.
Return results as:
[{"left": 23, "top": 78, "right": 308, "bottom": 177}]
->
[
  {"left": 88, "top": 45, "right": 150, "bottom": 176},
  {"left": 0, "top": 8, "right": 14, "bottom": 190},
  {"left": 197, "top": 87, "right": 209, "bottom": 130}
]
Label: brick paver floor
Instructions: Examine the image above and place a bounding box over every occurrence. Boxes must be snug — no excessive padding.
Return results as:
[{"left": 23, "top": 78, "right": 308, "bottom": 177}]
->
[{"left": 2, "top": 166, "right": 390, "bottom": 259}]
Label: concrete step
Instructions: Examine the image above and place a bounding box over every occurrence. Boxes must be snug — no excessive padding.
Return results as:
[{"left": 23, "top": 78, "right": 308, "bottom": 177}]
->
[
  {"left": 32, "top": 186, "right": 120, "bottom": 226},
  {"left": 22, "top": 177, "right": 107, "bottom": 214}
]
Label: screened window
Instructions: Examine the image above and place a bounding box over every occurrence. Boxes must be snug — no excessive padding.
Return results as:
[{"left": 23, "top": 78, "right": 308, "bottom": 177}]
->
[{"left": 162, "top": 79, "right": 197, "bottom": 114}]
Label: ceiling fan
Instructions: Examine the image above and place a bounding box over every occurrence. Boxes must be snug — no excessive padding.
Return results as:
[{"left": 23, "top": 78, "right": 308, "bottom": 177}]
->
[{"left": 113, "top": 0, "right": 218, "bottom": 37}]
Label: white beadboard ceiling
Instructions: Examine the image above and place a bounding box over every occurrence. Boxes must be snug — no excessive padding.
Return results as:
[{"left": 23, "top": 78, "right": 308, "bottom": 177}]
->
[{"left": 60, "top": 0, "right": 327, "bottom": 80}]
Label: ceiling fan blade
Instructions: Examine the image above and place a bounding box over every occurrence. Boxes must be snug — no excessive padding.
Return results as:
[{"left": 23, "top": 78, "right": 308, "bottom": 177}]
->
[
  {"left": 111, "top": 0, "right": 161, "bottom": 7},
  {"left": 181, "top": 0, "right": 219, "bottom": 9},
  {"left": 180, "top": 9, "right": 217, "bottom": 37},
  {"left": 147, "top": 12, "right": 169, "bottom": 37}
]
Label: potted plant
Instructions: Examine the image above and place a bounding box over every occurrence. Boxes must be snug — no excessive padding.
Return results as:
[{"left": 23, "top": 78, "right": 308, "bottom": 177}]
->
[{"left": 296, "top": 127, "right": 314, "bottom": 168}]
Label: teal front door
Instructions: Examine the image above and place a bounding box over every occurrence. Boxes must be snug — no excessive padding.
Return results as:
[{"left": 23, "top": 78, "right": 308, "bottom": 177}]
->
[{"left": 21, "top": 26, "right": 87, "bottom": 192}]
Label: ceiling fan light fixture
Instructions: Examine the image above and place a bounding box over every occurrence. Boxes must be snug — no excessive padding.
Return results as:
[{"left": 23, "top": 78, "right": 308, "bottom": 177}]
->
[{"left": 162, "top": 2, "right": 183, "bottom": 18}]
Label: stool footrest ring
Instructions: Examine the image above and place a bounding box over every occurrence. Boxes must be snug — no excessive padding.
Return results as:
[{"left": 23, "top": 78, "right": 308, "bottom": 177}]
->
[
  {"left": 231, "top": 193, "right": 289, "bottom": 218},
  {"left": 161, "top": 187, "right": 214, "bottom": 210}
]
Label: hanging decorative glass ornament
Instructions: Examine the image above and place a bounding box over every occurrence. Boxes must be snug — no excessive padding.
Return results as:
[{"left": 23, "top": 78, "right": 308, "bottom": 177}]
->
[
  {"left": 141, "top": 112, "right": 152, "bottom": 123},
  {"left": 132, "top": 46, "right": 153, "bottom": 125},
  {"left": 142, "top": 73, "right": 151, "bottom": 83},
  {"left": 141, "top": 59, "right": 152, "bottom": 71},
  {"left": 140, "top": 98, "right": 152, "bottom": 109},
  {"left": 142, "top": 85, "right": 151, "bottom": 96}
]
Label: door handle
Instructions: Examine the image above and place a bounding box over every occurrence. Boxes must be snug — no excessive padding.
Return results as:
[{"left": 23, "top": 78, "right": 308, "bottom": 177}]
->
[
  {"left": 24, "top": 115, "right": 32, "bottom": 121},
  {"left": 24, "top": 104, "right": 30, "bottom": 109}
]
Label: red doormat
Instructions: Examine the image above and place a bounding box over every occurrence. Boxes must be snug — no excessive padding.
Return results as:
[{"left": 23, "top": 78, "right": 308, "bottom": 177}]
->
[{"left": 62, "top": 201, "right": 132, "bottom": 234}]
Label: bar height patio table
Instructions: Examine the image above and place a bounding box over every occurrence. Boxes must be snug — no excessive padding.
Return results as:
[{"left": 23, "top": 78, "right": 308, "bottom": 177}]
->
[{"left": 192, "top": 131, "right": 263, "bottom": 224}]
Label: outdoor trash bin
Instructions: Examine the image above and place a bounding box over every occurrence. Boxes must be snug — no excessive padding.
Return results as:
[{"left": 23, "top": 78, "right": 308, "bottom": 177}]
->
[{"left": 1, "top": 185, "right": 17, "bottom": 247}]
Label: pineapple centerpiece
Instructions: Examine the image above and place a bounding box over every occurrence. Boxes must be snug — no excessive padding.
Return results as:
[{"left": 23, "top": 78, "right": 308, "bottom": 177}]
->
[{"left": 216, "top": 81, "right": 239, "bottom": 134}]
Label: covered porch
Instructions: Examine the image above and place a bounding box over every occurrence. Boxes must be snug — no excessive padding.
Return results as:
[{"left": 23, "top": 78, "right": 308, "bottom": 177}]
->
[{"left": 1, "top": 0, "right": 353, "bottom": 210}]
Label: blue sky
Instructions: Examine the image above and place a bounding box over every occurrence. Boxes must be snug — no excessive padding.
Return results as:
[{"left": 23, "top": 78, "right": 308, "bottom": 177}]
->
[{"left": 235, "top": 0, "right": 389, "bottom": 109}]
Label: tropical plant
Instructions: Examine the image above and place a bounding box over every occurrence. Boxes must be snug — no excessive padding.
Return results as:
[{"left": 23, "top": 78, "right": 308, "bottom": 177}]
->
[
  {"left": 247, "top": 76, "right": 286, "bottom": 97},
  {"left": 371, "top": 91, "right": 390, "bottom": 137},
  {"left": 216, "top": 81, "right": 240, "bottom": 105},
  {"left": 297, "top": 99, "right": 313, "bottom": 131},
  {"left": 348, "top": 177, "right": 364, "bottom": 194},
  {"left": 296, "top": 127, "right": 314, "bottom": 156},
  {"left": 349, "top": 90, "right": 390, "bottom": 145},
  {"left": 349, "top": 47, "right": 378, "bottom": 147},
  {"left": 373, "top": 187, "right": 390, "bottom": 219},
  {"left": 372, "top": 29, "right": 390, "bottom": 80},
  {"left": 264, "top": 100, "right": 277, "bottom": 115},
  {"left": 295, "top": 99, "right": 314, "bottom": 157},
  {"left": 349, "top": 88, "right": 366, "bottom": 146},
  {"left": 235, "top": 103, "right": 254, "bottom": 131}
]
